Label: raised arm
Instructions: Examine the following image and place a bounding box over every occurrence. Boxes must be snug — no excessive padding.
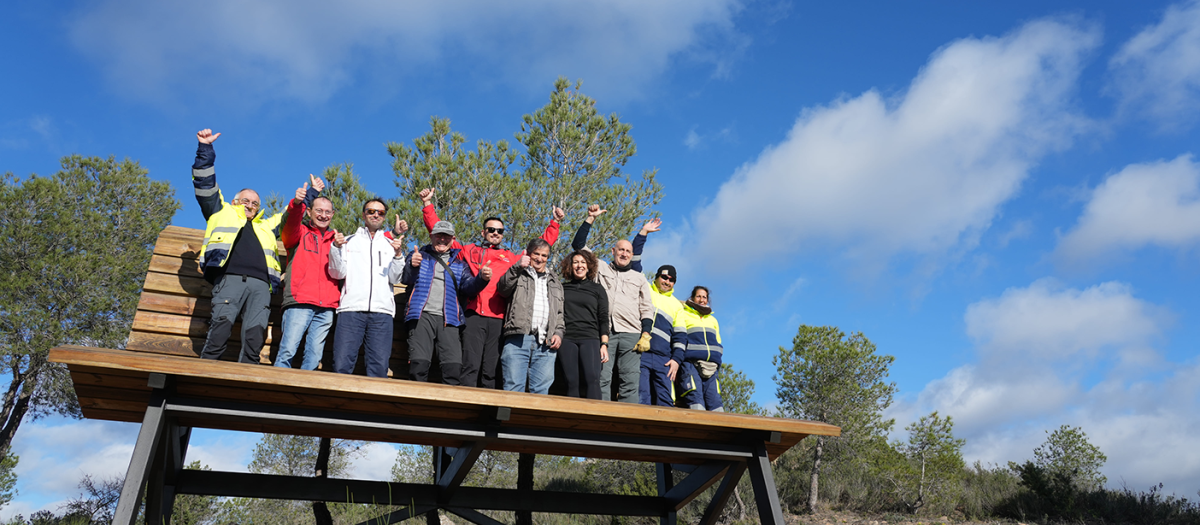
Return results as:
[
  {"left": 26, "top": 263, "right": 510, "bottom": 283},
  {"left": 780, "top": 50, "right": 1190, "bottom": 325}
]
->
[
  {"left": 281, "top": 190, "right": 306, "bottom": 249},
  {"left": 418, "top": 188, "right": 464, "bottom": 250},
  {"left": 388, "top": 232, "right": 407, "bottom": 285},
  {"left": 571, "top": 204, "right": 607, "bottom": 252},
  {"left": 419, "top": 188, "right": 439, "bottom": 232},
  {"left": 192, "top": 129, "right": 222, "bottom": 220},
  {"left": 541, "top": 206, "right": 565, "bottom": 245},
  {"left": 629, "top": 218, "right": 659, "bottom": 273},
  {"left": 327, "top": 231, "right": 347, "bottom": 280}
]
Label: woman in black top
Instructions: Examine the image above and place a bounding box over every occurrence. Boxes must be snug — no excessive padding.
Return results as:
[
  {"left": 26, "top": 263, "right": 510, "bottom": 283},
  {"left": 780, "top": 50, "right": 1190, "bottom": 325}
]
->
[{"left": 557, "top": 249, "right": 609, "bottom": 399}]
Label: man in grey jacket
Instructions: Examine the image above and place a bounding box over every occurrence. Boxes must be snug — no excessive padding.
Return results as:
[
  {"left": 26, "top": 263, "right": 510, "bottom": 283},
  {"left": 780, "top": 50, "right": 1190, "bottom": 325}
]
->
[{"left": 496, "top": 238, "right": 565, "bottom": 394}]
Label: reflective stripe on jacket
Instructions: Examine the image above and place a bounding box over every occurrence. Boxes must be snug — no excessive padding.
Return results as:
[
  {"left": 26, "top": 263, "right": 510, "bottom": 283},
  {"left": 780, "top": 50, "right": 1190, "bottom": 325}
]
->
[
  {"left": 649, "top": 287, "right": 685, "bottom": 362},
  {"left": 192, "top": 143, "right": 283, "bottom": 290}
]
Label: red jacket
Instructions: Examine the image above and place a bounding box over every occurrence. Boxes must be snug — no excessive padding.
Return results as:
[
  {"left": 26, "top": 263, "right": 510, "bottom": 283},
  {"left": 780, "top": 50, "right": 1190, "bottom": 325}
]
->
[
  {"left": 422, "top": 205, "right": 559, "bottom": 318},
  {"left": 280, "top": 199, "right": 341, "bottom": 310}
]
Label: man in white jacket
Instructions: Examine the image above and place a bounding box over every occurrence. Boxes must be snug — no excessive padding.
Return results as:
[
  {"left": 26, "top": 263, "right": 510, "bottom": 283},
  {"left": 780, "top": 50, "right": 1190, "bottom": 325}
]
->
[{"left": 328, "top": 198, "right": 408, "bottom": 378}]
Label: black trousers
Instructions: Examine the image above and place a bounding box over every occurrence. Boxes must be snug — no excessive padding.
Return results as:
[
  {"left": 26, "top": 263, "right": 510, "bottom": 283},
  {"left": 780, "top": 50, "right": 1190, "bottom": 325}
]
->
[
  {"left": 461, "top": 311, "right": 504, "bottom": 388},
  {"left": 557, "top": 338, "right": 602, "bottom": 399},
  {"left": 406, "top": 313, "right": 463, "bottom": 385}
]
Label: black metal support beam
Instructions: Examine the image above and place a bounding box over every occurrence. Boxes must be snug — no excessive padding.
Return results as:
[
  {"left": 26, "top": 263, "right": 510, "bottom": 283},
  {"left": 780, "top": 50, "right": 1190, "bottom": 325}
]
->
[
  {"left": 664, "top": 461, "right": 731, "bottom": 510},
  {"left": 114, "top": 375, "right": 169, "bottom": 525},
  {"left": 699, "top": 461, "right": 747, "bottom": 525},
  {"left": 146, "top": 421, "right": 191, "bottom": 525},
  {"left": 515, "top": 453, "right": 535, "bottom": 525},
  {"left": 356, "top": 504, "right": 438, "bottom": 525},
  {"left": 164, "top": 397, "right": 754, "bottom": 462},
  {"left": 436, "top": 441, "right": 485, "bottom": 501},
  {"left": 445, "top": 506, "right": 506, "bottom": 525},
  {"left": 657, "top": 463, "right": 676, "bottom": 525},
  {"left": 747, "top": 441, "right": 784, "bottom": 525},
  {"left": 176, "top": 470, "right": 667, "bottom": 515}
]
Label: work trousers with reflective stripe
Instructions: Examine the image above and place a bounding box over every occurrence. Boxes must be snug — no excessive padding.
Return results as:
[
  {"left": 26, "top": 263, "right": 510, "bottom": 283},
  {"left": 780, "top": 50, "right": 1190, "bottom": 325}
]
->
[
  {"left": 639, "top": 352, "right": 676, "bottom": 407},
  {"left": 677, "top": 360, "right": 723, "bottom": 411},
  {"left": 200, "top": 274, "right": 271, "bottom": 364}
]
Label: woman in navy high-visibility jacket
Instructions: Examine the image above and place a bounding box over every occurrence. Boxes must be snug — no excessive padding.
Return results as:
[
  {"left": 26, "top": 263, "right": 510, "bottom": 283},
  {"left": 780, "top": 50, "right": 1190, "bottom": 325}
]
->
[{"left": 672, "top": 286, "right": 724, "bottom": 411}]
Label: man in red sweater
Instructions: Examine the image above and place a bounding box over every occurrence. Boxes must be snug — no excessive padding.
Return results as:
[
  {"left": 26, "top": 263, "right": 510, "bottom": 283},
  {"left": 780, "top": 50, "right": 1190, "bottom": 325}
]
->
[
  {"left": 275, "top": 174, "right": 338, "bottom": 370},
  {"left": 419, "top": 188, "right": 565, "bottom": 388}
]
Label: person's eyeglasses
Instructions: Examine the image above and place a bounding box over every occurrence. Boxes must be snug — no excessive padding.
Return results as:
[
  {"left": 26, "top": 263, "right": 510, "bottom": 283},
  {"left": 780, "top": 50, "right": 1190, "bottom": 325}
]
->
[
  {"left": 234, "top": 199, "right": 260, "bottom": 208},
  {"left": 364, "top": 209, "right": 386, "bottom": 217},
  {"left": 485, "top": 227, "right": 505, "bottom": 234},
  {"left": 313, "top": 211, "right": 334, "bottom": 218},
  {"left": 658, "top": 274, "right": 675, "bottom": 282}
]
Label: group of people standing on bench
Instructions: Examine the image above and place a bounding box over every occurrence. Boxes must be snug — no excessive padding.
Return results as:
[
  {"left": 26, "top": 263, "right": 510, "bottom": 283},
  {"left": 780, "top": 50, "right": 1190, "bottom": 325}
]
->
[{"left": 191, "top": 129, "right": 725, "bottom": 412}]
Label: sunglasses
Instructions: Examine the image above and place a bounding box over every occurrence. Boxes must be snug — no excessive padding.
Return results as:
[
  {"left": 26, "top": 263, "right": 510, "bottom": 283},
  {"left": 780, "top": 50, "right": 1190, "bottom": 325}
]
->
[
  {"left": 485, "top": 227, "right": 505, "bottom": 234},
  {"left": 364, "top": 209, "right": 386, "bottom": 217},
  {"left": 658, "top": 274, "right": 675, "bottom": 282}
]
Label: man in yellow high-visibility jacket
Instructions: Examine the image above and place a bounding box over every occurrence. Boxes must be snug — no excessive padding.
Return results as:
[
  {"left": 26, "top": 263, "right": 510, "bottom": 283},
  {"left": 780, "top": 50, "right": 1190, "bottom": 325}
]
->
[{"left": 192, "top": 128, "right": 289, "bottom": 364}]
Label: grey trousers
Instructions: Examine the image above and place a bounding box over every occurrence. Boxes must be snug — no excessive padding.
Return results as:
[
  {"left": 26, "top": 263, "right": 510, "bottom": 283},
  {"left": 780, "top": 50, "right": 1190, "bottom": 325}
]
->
[
  {"left": 200, "top": 274, "right": 271, "bottom": 364},
  {"left": 599, "top": 332, "right": 641, "bottom": 403}
]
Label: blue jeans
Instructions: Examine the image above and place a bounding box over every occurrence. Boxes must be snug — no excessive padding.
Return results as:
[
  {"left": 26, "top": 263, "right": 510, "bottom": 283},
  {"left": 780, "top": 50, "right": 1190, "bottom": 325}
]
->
[
  {"left": 501, "top": 334, "right": 555, "bottom": 394},
  {"left": 333, "top": 311, "right": 394, "bottom": 378},
  {"left": 275, "top": 305, "right": 334, "bottom": 370}
]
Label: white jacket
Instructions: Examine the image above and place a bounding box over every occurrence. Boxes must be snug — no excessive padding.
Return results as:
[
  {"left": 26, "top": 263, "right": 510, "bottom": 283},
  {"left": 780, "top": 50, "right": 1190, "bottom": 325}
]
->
[{"left": 328, "top": 227, "right": 405, "bottom": 315}]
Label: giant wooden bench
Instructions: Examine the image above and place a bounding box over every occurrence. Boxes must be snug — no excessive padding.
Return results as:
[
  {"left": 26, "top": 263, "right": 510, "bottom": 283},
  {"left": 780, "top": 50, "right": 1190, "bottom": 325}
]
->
[{"left": 49, "top": 226, "right": 840, "bottom": 525}]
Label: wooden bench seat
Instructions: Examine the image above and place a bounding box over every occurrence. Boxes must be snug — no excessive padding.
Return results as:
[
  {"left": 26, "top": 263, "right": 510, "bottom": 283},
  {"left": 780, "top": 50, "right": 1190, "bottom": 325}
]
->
[{"left": 50, "top": 226, "right": 840, "bottom": 525}]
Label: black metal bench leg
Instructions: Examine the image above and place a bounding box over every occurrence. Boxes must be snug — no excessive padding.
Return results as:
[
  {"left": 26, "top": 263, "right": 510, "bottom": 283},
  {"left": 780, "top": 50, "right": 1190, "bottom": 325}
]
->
[
  {"left": 515, "top": 452, "right": 535, "bottom": 525},
  {"left": 747, "top": 442, "right": 784, "bottom": 525},
  {"left": 698, "top": 461, "right": 747, "bottom": 525},
  {"left": 657, "top": 463, "right": 677, "bottom": 525},
  {"left": 114, "top": 386, "right": 168, "bottom": 525}
]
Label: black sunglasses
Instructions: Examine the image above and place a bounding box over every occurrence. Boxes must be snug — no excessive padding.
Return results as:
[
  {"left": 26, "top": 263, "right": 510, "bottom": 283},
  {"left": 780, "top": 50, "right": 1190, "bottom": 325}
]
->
[
  {"left": 658, "top": 274, "right": 675, "bottom": 282},
  {"left": 485, "top": 227, "right": 505, "bottom": 234}
]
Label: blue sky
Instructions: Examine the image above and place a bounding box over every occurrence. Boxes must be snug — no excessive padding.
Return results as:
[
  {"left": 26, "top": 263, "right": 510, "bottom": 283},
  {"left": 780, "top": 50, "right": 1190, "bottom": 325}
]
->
[{"left": 4, "top": 0, "right": 1200, "bottom": 516}]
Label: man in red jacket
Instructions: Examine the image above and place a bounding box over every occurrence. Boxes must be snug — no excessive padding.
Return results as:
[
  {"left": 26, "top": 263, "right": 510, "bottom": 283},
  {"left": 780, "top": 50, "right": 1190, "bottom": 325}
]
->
[
  {"left": 275, "top": 174, "right": 339, "bottom": 370},
  {"left": 419, "top": 188, "right": 565, "bottom": 388}
]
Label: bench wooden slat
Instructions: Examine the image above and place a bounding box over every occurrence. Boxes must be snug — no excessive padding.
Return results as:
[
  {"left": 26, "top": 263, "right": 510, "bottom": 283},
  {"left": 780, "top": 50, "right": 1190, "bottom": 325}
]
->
[
  {"left": 148, "top": 253, "right": 203, "bottom": 279},
  {"left": 125, "top": 331, "right": 208, "bottom": 358},
  {"left": 132, "top": 310, "right": 281, "bottom": 343},
  {"left": 136, "top": 290, "right": 207, "bottom": 317},
  {"left": 143, "top": 271, "right": 212, "bottom": 298}
]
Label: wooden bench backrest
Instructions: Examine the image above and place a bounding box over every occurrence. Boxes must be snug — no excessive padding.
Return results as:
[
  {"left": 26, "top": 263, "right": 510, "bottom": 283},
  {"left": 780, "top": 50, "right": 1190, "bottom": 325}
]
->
[{"left": 128, "top": 225, "right": 410, "bottom": 374}]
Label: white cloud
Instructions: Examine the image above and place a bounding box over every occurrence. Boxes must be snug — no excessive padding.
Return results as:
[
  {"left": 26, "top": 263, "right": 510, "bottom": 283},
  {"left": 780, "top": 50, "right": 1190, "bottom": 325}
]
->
[
  {"left": 901, "top": 279, "right": 1199, "bottom": 494},
  {"left": 1056, "top": 155, "right": 1200, "bottom": 264},
  {"left": 348, "top": 442, "right": 400, "bottom": 481},
  {"left": 1110, "top": 0, "right": 1200, "bottom": 129},
  {"left": 67, "top": 0, "right": 745, "bottom": 105},
  {"left": 683, "top": 125, "right": 734, "bottom": 150},
  {"left": 684, "top": 128, "right": 703, "bottom": 150},
  {"left": 996, "top": 219, "right": 1032, "bottom": 248},
  {"left": 692, "top": 19, "right": 1097, "bottom": 271},
  {"left": 12, "top": 419, "right": 139, "bottom": 496},
  {"left": 964, "top": 278, "right": 1165, "bottom": 364}
]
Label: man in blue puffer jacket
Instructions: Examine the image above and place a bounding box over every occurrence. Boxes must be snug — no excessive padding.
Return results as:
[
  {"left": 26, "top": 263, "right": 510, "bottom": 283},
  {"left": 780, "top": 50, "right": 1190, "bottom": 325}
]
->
[{"left": 401, "top": 220, "right": 489, "bottom": 384}]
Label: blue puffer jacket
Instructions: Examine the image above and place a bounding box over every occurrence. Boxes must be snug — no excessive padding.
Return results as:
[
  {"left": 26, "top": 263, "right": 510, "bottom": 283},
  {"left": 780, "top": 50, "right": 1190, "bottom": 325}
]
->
[{"left": 400, "top": 245, "right": 485, "bottom": 326}]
